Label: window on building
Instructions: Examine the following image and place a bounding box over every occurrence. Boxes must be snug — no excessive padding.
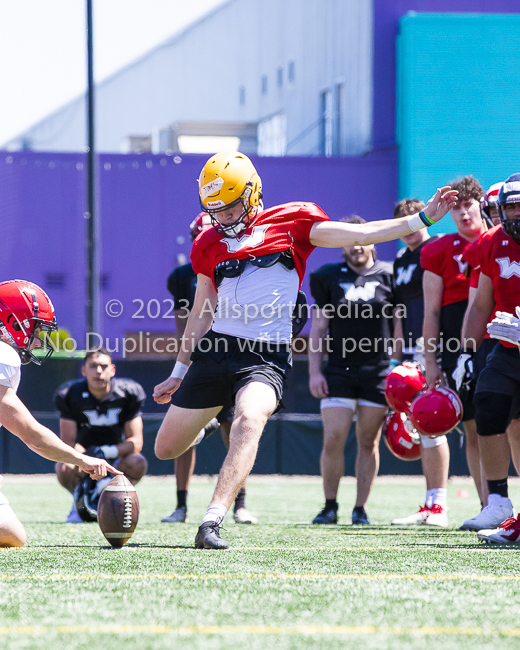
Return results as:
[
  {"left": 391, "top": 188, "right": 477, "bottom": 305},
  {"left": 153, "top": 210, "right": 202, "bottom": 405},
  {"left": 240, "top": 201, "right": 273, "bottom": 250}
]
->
[
  {"left": 277, "top": 67, "right": 283, "bottom": 88},
  {"left": 261, "top": 75, "right": 268, "bottom": 95},
  {"left": 288, "top": 61, "right": 295, "bottom": 83},
  {"left": 258, "top": 113, "right": 287, "bottom": 157},
  {"left": 334, "top": 83, "right": 344, "bottom": 155},
  {"left": 320, "top": 90, "right": 333, "bottom": 157}
]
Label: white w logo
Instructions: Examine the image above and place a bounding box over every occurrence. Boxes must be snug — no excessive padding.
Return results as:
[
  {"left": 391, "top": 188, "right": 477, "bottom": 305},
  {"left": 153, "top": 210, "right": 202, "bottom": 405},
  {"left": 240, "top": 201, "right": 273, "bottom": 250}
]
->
[
  {"left": 497, "top": 257, "right": 520, "bottom": 279},
  {"left": 340, "top": 281, "right": 379, "bottom": 302},
  {"left": 453, "top": 254, "right": 468, "bottom": 275},
  {"left": 396, "top": 264, "right": 417, "bottom": 286},
  {"left": 223, "top": 225, "right": 270, "bottom": 253},
  {"left": 83, "top": 408, "right": 122, "bottom": 427}
]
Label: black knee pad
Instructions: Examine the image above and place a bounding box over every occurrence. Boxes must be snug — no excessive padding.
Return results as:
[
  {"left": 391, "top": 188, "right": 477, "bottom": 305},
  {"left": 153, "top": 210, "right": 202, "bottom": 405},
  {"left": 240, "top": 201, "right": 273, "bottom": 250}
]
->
[{"left": 474, "top": 391, "right": 513, "bottom": 437}]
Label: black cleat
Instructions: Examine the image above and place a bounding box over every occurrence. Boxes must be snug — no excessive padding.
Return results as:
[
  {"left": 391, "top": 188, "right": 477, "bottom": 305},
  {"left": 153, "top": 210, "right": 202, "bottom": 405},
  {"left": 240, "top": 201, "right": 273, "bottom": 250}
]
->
[
  {"left": 312, "top": 506, "right": 338, "bottom": 525},
  {"left": 352, "top": 507, "right": 370, "bottom": 525},
  {"left": 194, "top": 520, "right": 229, "bottom": 549}
]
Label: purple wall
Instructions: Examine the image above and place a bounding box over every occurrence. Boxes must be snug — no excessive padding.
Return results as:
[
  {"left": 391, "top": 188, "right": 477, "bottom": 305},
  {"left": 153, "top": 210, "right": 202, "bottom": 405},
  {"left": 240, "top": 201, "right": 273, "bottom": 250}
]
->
[
  {"left": 0, "top": 150, "right": 397, "bottom": 354},
  {"left": 372, "top": 0, "right": 520, "bottom": 151}
]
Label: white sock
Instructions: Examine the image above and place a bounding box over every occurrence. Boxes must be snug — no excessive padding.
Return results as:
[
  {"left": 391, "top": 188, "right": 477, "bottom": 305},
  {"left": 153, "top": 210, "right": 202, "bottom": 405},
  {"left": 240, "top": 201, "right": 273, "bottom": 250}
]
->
[
  {"left": 425, "top": 490, "right": 434, "bottom": 509},
  {"left": 201, "top": 504, "right": 228, "bottom": 525},
  {"left": 428, "top": 488, "right": 447, "bottom": 510}
]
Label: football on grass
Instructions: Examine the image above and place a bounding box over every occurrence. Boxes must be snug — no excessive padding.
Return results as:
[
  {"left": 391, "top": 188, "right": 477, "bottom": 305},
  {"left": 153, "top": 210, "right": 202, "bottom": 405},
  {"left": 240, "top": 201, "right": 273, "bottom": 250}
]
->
[{"left": 98, "top": 475, "right": 139, "bottom": 548}]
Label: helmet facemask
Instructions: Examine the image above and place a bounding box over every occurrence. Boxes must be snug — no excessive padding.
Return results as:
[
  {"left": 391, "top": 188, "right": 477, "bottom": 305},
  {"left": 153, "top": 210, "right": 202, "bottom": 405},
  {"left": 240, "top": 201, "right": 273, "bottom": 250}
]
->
[
  {"left": 202, "top": 182, "right": 259, "bottom": 238},
  {"left": 19, "top": 317, "right": 58, "bottom": 365}
]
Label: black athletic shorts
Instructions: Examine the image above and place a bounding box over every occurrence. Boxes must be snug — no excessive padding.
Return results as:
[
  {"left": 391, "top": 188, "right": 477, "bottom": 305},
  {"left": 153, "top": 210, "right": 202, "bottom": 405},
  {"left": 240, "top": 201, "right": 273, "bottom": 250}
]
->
[
  {"left": 171, "top": 329, "right": 291, "bottom": 412},
  {"left": 324, "top": 362, "right": 390, "bottom": 406},
  {"left": 217, "top": 406, "right": 234, "bottom": 424},
  {"left": 474, "top": 344, "right": 520, "bottom": 436}
]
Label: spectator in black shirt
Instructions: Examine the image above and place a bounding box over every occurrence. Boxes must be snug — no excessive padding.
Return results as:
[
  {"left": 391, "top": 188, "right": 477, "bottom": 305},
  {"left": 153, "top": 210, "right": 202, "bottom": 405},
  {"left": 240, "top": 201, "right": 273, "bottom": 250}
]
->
[{"left": 309, "top": 216, "right": 394, "bottom": 526}]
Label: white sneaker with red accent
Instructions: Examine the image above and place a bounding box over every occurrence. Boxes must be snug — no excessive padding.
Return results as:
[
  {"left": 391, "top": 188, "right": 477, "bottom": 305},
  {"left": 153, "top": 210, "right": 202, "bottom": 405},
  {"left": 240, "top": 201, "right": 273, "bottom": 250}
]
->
[
  {"left": 460, "top": 495, "right": 514, "bottom": 531},
  {"left": 424, "top": 503, "right": 448, "bottom": 528},
  {"left": 391, "top": 505, "right": 430, "bottom": 525},
  {"left": 478, "top": 515, "right": 520, "bottom": 544}
]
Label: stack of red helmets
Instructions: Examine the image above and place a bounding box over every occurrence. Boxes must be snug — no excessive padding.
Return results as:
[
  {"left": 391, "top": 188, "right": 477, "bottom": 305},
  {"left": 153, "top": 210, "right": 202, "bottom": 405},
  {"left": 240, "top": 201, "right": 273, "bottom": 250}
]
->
[
  {"left": 384, "top": 362, "right": 463, "bottom": 446},
  {"left": 383, "top": 363, "right": 426, "bottom": 461}
]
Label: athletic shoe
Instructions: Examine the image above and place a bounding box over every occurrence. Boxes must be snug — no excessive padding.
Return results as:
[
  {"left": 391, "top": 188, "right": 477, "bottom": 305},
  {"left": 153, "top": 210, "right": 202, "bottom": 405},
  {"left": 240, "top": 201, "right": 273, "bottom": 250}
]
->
[
  {"left": 66, "top": 501, "right": 84, "bottom": 524},
  {"left": 352, "top": 508, "right": 370, "bottom": 525},
  {"left": 194, "top": 520, "right": 229, "bottom": 549},
  {"left": 424, "top": 504, "right": 448, "bottom": 528},
  {"left": 391, "top": 505, "right": 430, "bottom": 526},
  {"left": 312, "top": 506, "right": 338, "bottom": 525},
  {"left": 478, "top": 515, "right": 520, "bottom": 544},
  {"left": 460, "top": 495, "right": 514, "bottom": 531},
  {"left": 233, "top": 507, "right": 258, "bottom": 524},
  {"left": 161, "top": 506, "right": 188, "bottom": 523}
]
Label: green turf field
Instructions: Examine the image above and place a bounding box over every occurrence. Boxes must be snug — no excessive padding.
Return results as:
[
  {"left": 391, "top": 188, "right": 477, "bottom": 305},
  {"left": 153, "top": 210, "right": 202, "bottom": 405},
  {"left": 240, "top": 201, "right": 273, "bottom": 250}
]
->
[{"left": 1, "top": 475, "right": 520, "bottom": 650}]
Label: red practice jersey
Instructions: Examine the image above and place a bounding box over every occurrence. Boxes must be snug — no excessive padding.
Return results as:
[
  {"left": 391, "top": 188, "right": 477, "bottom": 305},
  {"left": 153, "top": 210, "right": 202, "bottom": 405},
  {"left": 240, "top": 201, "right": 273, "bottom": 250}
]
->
[
  {"left": 479, "top": 225, "right": 520, "bottom": 348},
  {"left": 420, "top": 233, "right": 471, "bottom": 306},
  {"left": 191, "top": 202, "right": 330, "bottom": 289},
  {"left": 462, "top": 238, "right": 481, "bottom": 289}
]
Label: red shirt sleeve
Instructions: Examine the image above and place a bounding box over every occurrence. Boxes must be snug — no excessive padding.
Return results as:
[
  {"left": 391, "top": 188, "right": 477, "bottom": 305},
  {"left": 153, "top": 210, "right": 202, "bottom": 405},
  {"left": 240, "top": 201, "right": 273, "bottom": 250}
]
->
[{"left": 420, "top": 237, "right": 443, "bottom": 275}]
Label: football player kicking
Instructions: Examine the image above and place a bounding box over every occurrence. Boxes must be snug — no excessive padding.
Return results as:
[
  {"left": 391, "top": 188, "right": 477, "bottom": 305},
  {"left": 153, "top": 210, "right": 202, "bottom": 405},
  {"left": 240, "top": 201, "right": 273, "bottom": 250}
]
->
[
  {"left": 457, "top": 174, "right": 520, "bottom": 543},
  {"left": 153, "top": 151, "right": 457, "bottom": 549},
  {"left": 161, "top": 214, "right": 256, "bottom": 525},
  {"left": 54, "top": 348, "right": 148, "bottom": 522},
  {"left": 0, "top": 280, "right": 120, "bottom": 547}
]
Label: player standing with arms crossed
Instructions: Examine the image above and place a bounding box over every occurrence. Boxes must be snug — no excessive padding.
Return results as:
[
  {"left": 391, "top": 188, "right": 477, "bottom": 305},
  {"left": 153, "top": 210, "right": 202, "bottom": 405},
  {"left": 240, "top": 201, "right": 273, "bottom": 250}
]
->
[
  {"left": 153, "top": 151, "right": 457, "bottom": 549},
  {"left": 0, "top": 280, "right": 120, "bottom": 547}
]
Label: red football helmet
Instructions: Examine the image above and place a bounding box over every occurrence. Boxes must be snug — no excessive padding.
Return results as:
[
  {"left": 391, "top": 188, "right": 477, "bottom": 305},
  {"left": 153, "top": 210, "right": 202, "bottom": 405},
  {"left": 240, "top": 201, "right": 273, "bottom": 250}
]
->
[
  {"left": 480, "top": 182, "right": 503, "bottom": 228},
  {"left": 384, "top": 363, "right": 427, "bottom": 413},
  {"left": 0, "top": 280, "right": 58, "bottom": 365},
  {"left": 409, "top": 386, "right": 462, "bottom": 437},
  {"left": 384, "top": 411, "right": 422, "bottom": 461},
  {"left": 189, "top": 212, "right": 212, "bottom": 241}
]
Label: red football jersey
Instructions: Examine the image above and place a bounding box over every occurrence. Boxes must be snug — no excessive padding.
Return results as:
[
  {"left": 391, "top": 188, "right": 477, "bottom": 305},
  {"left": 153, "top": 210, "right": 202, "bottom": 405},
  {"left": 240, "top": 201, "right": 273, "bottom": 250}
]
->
[
  {"left": 191, "top": 202, "right": 330, "bottom": 289},
  {"left": 479, "top": 225, "right": 520, "bottom": 348},
  {"left": 462, "top": 239, "right": 481, "bottom": 289},
  {"left": 420, "top": 233, "right": 472, "bottom": 306}
]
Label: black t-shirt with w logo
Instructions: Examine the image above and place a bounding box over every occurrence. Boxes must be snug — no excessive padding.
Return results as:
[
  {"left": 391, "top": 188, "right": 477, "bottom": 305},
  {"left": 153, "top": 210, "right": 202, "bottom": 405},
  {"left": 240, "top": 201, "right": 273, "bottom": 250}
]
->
[{"left": 310, "top": 260, "right": 394, "bottom": 367}]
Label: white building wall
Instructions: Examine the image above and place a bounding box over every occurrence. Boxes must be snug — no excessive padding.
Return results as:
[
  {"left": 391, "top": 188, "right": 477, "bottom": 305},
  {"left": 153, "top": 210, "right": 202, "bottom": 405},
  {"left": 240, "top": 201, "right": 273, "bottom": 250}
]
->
[{"left": 4, "top": 0, "right": 373, "bottom": 156}]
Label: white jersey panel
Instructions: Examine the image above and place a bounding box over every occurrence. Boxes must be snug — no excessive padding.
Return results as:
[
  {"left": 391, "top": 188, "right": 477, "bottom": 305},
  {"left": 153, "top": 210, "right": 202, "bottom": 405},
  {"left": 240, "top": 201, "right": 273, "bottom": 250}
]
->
[
  {"left": 212, "top": 264, "right": 299, "bottom": 343},
  {"left": 0, "top": 341, "right": 22, "bottom": 430},
  {"left": 0, "top": 341, "right": 21, "bottom": 393}
]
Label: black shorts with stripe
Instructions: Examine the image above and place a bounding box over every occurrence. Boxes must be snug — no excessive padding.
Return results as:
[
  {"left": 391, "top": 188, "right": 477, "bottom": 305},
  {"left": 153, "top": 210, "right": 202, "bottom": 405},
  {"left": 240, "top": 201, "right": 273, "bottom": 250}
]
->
[{"left": 170, "top": 329, "right": 290, "bottom": 412}]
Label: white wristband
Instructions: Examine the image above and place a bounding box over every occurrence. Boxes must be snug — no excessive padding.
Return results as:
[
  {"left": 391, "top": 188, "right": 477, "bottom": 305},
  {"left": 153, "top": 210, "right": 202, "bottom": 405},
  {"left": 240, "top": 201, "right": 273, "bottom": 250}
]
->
[
  {"left": 100, "top": 444, "right": 119, "bottom": 460},
  {"left": 407, "top": 214, "right": 425, "bottom": 233},
  {"left": 170, "top": 361, "right": 189, "bottom": 379}
]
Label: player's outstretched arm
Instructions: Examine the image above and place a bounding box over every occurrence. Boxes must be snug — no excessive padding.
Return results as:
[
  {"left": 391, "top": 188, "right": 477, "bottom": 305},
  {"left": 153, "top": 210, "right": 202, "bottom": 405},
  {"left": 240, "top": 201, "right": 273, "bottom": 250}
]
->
[
  {"left": 309, "top": 187, "right": 457, "bottom": 248},
  {"left": 153, "top": 274, "right": 217, "bottom": 404},
  {"left": 0, "top": 386, "right": 122, "bottom": 480}
]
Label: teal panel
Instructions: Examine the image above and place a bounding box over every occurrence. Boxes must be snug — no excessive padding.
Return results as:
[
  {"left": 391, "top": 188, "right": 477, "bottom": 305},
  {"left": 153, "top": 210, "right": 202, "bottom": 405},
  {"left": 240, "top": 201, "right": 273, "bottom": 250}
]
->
[{"left": 397, "top": 12, "right": 520, "bottom": 234}]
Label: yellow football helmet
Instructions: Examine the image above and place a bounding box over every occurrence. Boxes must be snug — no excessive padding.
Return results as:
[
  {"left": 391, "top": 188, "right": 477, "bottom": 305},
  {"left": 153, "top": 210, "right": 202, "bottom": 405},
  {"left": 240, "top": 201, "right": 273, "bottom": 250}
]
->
[{"left": 198, "top": 151, "right": 262, "bottom": 237}]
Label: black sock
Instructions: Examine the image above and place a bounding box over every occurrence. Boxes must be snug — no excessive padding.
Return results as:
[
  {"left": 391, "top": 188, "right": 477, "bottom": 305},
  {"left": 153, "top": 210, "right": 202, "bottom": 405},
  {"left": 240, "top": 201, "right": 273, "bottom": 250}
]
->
[
  {"left": 234, "top": 488, "right": 246, "bottom": 512},
  {"left": 325, "top": 499, "right": 338, "bottom": 510},
  {"left": 352, "top": 506, "right": 366, "bottom": 516},
  {"left": 487, "top": 478, "right": 508, "bottom": 498},
  {"left": 177, "top": 489, "right": 188, "bottom": 509}
]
